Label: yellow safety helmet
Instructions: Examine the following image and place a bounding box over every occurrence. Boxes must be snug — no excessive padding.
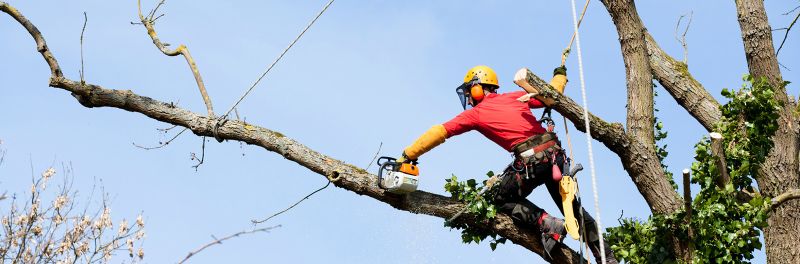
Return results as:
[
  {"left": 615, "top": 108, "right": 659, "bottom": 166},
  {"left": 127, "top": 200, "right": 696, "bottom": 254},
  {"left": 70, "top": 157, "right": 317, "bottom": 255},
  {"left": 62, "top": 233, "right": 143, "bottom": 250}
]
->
[
  {"left": 462, "top": 65, "right": 498, "bottom": 86},
  {"left": 456, "top": 65, "right": 499, "bottom": 109}
]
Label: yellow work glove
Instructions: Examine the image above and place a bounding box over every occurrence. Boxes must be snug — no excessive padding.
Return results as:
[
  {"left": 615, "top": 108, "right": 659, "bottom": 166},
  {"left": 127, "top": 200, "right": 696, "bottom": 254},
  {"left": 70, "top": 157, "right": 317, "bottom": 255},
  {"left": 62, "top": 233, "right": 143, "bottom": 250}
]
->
[
  {"left": 550, "top": 66, "right": 568, "bottom": 94},
  {"left": 403, "top": 125, "right": 447, "bottom": 160}
]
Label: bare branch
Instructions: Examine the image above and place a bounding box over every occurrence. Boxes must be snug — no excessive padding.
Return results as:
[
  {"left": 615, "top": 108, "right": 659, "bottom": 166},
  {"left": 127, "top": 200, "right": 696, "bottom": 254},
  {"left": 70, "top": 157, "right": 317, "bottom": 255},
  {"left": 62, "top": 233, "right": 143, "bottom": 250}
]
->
[
  {"left": 190, "top": 136, "right": 206, "bottom": 170},
  {"left": 79, "top": 12, "right": 87, "bottom": 84},
  {"left": 179, "top": 225, "right": 280, "bottom": 264},
  {"left": 674, "top": 11, "right": 693, "bottom": 64},
  {"left": 776, "top": 8, "right": 799, "bottom": 56},
  {"left": 364, "top": 142, "right": 383, "bottom": 171},
  {"left": 132, "top": 127, "right": 188, "bottom": 150},
  {"left": 251, "top": 181, "right": 330, "bottom": 225},
  {"left": 136, "top": 0, "right": 215, "bottom": 118},
  {"left": 771, "top": 189, "right": 800, "bottom": 211}
]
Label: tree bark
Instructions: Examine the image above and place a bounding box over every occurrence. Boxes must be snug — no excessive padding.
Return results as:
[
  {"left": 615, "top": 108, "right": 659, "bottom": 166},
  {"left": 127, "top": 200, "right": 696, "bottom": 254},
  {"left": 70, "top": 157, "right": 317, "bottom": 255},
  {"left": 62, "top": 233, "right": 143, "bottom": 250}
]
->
[
  {"left": 0, "top": 2, "right": 586, "bottom": 263},
  {"left": 644, "top": 33, "right": 721, "bottom": 132},
  {"left": 601, "top": 0, "right": 689, "bottom": 260},
  {"left": 734, "top": 0, "right": 800, "bottom": 262}
]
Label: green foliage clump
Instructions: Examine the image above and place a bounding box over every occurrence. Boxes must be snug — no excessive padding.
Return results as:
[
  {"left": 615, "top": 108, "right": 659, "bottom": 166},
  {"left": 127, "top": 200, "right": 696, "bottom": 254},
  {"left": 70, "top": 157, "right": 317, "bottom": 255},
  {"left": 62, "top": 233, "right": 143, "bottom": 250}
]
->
[
  {"left": 607, "top": 75, "right": 783, "bottom": 263},
  {"left": 443, "top": 172, "right": 506, "bottom": 251}
]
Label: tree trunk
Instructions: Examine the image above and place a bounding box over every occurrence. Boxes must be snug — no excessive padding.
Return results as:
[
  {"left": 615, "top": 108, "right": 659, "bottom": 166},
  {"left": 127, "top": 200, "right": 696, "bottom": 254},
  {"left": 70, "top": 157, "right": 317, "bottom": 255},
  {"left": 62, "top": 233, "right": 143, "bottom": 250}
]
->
[{"left": 735, "top": 0, "right": 800, "bottom": 262}]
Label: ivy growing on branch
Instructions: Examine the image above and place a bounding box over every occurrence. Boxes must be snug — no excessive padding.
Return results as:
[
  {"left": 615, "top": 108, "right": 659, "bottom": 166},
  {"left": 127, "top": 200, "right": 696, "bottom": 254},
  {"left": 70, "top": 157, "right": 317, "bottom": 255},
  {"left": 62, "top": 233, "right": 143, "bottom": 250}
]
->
[
  {"left": 607, "top": 75, "right": 785, "bottom": 263},
  {"left": 443, "top": 172, "right": 506, "bottom": 251}
]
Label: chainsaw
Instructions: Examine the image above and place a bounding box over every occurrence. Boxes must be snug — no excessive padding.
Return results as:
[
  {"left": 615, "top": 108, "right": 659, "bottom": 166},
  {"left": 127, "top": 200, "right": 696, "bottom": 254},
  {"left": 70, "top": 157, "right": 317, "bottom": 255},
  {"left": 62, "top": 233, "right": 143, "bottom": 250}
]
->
[{"left": 376, "top": 156, "right": 420, "bottom": 194}]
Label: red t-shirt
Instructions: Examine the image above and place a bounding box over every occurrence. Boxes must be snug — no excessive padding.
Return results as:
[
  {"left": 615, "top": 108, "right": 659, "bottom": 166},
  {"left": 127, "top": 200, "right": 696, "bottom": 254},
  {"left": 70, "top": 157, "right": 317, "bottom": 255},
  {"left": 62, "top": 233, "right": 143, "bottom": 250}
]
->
[{"left": 442, "top": 91, "right": 547, "bottom": 151}]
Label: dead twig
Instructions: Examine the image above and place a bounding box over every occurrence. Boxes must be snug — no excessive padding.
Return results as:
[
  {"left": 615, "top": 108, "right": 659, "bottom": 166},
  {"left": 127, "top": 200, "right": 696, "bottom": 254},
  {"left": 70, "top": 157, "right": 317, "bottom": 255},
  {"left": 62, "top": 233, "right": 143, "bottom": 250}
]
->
[
  {"left": 179, "top": 225, "right": 280, "bottom": 264},
  {"left": 251, "top": 181, "right": 330, "bottom": 224},
  {"left": 79, "top": 12, "right": 87, "bottom": 84},
  {"left": 364, "top": 142, "right": 383, "bottom": 171},
  {"left": 190, "top": 136, "right": 206, "bottom": 170},
  {"left": 137, "top": 0, "right": 215, "bottom": 118},
  {"left": 776, "top": 8, "right": 800, "bottom": 56},
  {"left": 132, "top": 127, "right": 188, "bottom": 150},
  {"left": 674, "top": 11, "right": 693, "bottom": 64}
]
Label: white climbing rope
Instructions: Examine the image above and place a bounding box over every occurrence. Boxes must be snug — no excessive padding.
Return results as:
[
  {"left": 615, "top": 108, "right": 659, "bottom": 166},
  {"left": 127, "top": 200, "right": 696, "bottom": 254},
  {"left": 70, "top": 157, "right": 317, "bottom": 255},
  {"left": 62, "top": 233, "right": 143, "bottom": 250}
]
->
[{"left": 568, "top": 0, "right": 607, "bottom": 263}]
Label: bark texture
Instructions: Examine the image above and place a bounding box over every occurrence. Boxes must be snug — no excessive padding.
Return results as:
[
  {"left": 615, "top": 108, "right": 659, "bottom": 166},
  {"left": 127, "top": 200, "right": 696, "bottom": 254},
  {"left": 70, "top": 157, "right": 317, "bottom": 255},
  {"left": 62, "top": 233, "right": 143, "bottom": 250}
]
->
[
  {"left": 644, "top": 33, "right": 721, "bottom": 132},
  {"left": 735, "top": 0, "right": 800, "bottom": 262},
  {"left": 0, "top": 3, "right": 585, "bottom": 262}
]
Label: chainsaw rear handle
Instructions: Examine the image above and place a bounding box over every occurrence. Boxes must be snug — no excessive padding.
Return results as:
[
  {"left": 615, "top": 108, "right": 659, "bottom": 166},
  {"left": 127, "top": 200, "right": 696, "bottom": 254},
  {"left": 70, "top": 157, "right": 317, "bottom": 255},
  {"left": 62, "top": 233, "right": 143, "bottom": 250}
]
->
[{"left": 568, "top": 163, "right": 583, "bottom": 177}]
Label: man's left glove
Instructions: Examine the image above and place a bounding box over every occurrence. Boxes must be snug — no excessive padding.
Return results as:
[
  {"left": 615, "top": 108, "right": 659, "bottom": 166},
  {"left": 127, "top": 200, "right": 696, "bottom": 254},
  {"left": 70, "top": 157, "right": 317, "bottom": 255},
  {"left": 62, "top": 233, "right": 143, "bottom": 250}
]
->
[{"left": 396, "top": 152, "right": 415, "bottom": 164}]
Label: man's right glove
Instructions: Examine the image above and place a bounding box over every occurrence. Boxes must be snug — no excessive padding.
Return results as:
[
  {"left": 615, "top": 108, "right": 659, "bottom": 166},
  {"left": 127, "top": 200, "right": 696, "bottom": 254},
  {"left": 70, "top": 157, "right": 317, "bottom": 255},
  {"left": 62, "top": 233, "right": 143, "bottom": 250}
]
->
[{"left": 553, "top": 65, "right": 567, "bottom": 76}]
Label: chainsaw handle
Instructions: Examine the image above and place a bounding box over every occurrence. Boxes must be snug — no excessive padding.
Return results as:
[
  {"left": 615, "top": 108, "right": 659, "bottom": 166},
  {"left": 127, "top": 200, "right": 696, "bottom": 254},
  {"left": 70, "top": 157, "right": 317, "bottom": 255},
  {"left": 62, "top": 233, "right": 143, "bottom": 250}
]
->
[{"left": 568, "top": 163, "right": 584, "bottom": 177}]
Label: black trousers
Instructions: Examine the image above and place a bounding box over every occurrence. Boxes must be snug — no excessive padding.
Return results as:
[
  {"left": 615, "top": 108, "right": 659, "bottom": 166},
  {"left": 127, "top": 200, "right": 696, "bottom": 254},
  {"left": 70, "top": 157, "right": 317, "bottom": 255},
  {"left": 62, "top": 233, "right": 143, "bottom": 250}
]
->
[{"left": 492, "top": 152, "right": 601, "bottom": 246}]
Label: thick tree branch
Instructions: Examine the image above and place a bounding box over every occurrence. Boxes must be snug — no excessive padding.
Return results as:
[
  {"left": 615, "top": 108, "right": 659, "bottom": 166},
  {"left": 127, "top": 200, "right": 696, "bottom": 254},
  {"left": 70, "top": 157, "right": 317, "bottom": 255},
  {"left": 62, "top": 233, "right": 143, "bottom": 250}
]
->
[
  {"left": 137, "top": 0, "right": 215, "bottom": 118},
  {"left": 518, "top": 69, "right": 682, "bottom": 215},
  {"left": 601, "top": 0, "right": 688, "bottom": 259},
  {"left": 709, "top": 132, "right": 731, "bottom": 187},
  {"left": 602, "top": 0, "right": 655, "bottom": 144},
  {"left": 0, "top": 3, "right": 584, "bottom": 262},
  {"left": 644, "top": 33, "right": 721, "bottom": 131}
]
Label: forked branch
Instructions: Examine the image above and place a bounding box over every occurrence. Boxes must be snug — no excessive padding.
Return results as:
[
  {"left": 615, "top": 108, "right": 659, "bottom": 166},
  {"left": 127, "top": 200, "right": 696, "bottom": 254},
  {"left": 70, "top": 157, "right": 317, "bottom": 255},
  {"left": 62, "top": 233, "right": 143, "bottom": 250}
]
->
[{"left": 136, "top": 0, "right": 215, "bottom": 118}]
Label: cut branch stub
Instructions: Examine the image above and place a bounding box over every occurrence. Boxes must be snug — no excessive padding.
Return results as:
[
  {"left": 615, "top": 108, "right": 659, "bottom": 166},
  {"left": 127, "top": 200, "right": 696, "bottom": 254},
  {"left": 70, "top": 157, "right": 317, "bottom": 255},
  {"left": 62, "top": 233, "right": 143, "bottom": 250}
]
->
[{"left": 709, "top": 132, "right": 730, "bottom": 188}]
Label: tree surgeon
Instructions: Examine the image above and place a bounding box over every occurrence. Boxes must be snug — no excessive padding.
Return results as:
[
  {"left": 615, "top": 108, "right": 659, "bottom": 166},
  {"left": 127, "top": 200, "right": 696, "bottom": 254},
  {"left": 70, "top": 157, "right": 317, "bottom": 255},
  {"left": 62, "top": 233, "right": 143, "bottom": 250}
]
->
[{"left": 397, "top": 65, "right": 617, "bottom": 263}]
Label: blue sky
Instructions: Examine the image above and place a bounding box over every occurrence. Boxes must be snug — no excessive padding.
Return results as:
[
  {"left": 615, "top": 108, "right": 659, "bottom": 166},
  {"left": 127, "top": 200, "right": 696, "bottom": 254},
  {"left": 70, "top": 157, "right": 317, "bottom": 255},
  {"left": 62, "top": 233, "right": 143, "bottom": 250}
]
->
[{"left": 1, "top": 1, "right": 797, "bottom": 263}]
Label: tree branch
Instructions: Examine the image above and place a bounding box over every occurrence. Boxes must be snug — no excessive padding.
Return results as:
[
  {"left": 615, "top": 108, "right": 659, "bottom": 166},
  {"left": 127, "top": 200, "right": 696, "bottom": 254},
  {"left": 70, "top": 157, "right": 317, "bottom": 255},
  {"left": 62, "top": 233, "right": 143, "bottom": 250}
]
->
[
  {"left": 516, "top": 68, "right": 682, "bottom": 215},
  {"left": 771, "top": 189, "right": 800, "bottom": 211},
  {"left": 136, "top": 0, "right": 215, "bottom": 118},
  {"left": 644, "top": 33, "right": 721, "bottom": 132},
  {"left": 0, "top": 3, "right": 584, "bottom": 262},
  {"left": 179, "top": 225, "right": 281, "bottom": 264}
]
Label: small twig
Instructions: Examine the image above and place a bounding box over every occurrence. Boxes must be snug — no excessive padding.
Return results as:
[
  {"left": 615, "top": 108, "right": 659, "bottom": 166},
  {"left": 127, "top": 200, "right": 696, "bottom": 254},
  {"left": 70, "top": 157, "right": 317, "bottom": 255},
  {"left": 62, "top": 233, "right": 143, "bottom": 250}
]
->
[
  {"left": 156, "top": 124, "right": 180, "bottom": 133},
  {"left": 190, "top": 136, "right": 206, "bottom": 170},
  {"left": 251, "top": 181, "right": 330, "bottom": 224},
  {"left": 364, "top": 142, "right": 383, "bottom": 171},
  {"left": 79, "top": 12, "right": 87, "bottom": 84},
  {"left": 783, "top": 5, "right": 800, "bottom": 16},
  {"left": 776, "top": 9, "right": 800, "bottom": 56},
  {"left": 178, "top": 225, "right": 280, "bottom": 264},
  {"left": 132, "top": 127, "right": 188, "bottom": 150},
  {"left": 674, "top": 11, "right": 693, "bottom": 64}
]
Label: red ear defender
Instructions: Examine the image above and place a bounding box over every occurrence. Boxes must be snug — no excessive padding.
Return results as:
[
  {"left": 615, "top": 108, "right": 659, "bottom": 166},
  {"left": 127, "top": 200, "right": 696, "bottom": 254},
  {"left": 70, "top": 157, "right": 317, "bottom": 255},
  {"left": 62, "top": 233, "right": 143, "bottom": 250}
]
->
[{"left": 470, "top": 84, "right": 485, "bottom": 101}]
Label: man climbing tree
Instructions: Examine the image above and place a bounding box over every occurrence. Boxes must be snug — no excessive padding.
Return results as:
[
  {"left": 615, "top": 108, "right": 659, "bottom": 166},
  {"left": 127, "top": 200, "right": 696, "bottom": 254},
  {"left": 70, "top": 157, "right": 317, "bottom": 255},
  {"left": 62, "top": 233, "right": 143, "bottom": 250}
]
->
[{"left": 397, "top": 65, "right": 617, "bottom": 263}]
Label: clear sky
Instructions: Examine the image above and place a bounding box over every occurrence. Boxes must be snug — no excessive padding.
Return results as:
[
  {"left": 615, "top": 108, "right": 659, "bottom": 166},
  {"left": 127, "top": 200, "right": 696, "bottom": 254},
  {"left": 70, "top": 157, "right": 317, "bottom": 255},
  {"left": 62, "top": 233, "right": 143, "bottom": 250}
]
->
[{"left": 1, "top": 1, "right": 797, "bottom": 263}]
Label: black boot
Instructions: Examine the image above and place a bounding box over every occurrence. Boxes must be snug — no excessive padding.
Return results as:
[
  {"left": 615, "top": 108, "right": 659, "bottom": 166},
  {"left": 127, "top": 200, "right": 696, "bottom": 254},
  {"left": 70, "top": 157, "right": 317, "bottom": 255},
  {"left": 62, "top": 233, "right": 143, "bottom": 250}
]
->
[{"left": 538, "top": 213, "right": 567, "bottom": 261}]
